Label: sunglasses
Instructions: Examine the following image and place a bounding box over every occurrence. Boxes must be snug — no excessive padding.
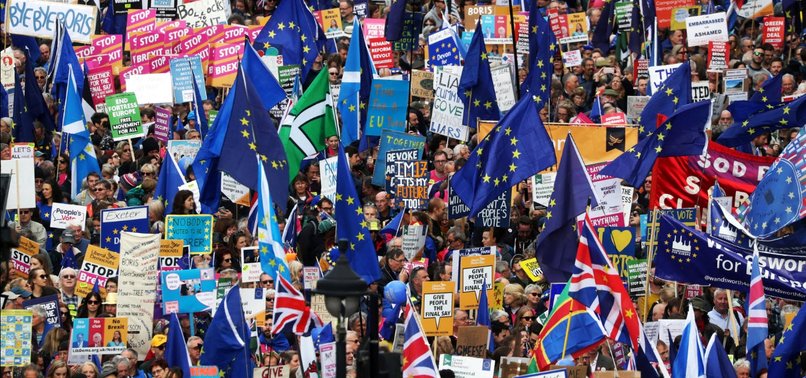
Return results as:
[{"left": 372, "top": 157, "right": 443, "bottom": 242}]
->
[
  {"left": 61, "top": 275, "right": 76, "bottom": 279},
  {"left": 193, "top": 344, "right": 203, "bottom": 350},
  {"left": 93, "top": 188, "right": 106, "bottom": 192},
  {"left": 261, "top": 280, "right": 274, "bottom": 285},
  {"left": 156, "top": 345, "right": 165, "bottom": 350},
  {"left": 522, "top": 316, "right": 536, "bottom": 321},
  {"left": 19, "top": 210, "right": 31, "bottom": 214},
  {"left": 38, "top": 274, "right": 48, "bottom": 279},
  {"left": 88, "top": 300, "right": 100, "bottom": 305},
  {"left": 753, "top": 51, "right": 763, "bottom": 56}
]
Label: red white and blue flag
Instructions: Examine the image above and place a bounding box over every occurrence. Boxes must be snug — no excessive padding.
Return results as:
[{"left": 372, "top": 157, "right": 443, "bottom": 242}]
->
[
  {"left": 272, "top": 276, "right": 323, "bottom": 335},
  {"left": 746, "top": 246, "right": 768, "bottom": 376},
  {"left": 403, "top": 303, "right": 439, "bottom": 378}
]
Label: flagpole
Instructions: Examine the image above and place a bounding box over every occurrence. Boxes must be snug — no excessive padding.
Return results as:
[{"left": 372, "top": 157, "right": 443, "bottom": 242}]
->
[
  {"left": 507, "top": 0, "right": 521, "bottom": 100},
  {"left": 642, "top": 208, "right": 659, "bottom": 323}
]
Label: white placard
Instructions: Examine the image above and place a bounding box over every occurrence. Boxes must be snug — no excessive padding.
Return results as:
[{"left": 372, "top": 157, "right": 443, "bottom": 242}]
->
[
  {"left": 176, "top": 0, "right": 227, "bottom": 28},
  {"left": 1, "top": 50, "right": 15, "bottom": 90},
  {"left": 319, "top": 156, "right": 338, "bottom": 203},
  {"left": 11, "top": 143, "right": 35, "bottom": 160},
  {"left": 6, "top": 0, "right": 98, "bottom": 43},
  {"left": 430, "top": 65, "right": 469, "bottom": 141},
  {"left": 685, "top": 12, "right": 728, "bottom": 47},
  {"left": 50, "top": 203, "right": 87, "bottom": 231},
  {"left": 402, "top": 224, "right": 428, "bottom": 261},
  {"left": 125, "top": 73, "right": 174, "bottom": 105},
  {"left": 531, "top": 172, "right": 556, "bottom": 208},
  {"left": 240, "top": 246, "right": 262, "bottom": 283},
  {"left": 117, "top": 232, "right": 160, "bottom": 359},
  {"left": 621, "top": 186, "right": 634, "bottom": 225},
  {"left": 691, "top": 81, "right": 711, "bottom": 102},
  {"left": 438, "top": 354, "right": 496, "bottom": 378},
  {"left": 2, "top": 158, "right": 36, "bottom": 210},
  {"left": 561, "top": 49, "right": 583, "bottom": 67},
  {"left": 648, "top": 63, "right": 682, "bottom": 95},
  {"left": 319, "top": 342, "right": 337, "bottom": 378},
  {"left": 221, "top": 173, "right": 249, "bottom": 203},
  {"left": 491, "top": 64, "right": 517, "bottom": 112},
  {"left": 657, "top": 319, "right": 687, "bottom": 346}
]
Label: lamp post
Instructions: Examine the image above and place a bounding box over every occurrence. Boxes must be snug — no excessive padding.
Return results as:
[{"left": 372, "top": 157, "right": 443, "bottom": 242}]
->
[{"left": 313, "top": 240, "right": 367, "bottom": 378}]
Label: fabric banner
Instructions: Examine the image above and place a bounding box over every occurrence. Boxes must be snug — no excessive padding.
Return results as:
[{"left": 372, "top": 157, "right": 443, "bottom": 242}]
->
[
  {"left": 6, "top": 0, "right": 97, "bottom": 43},
  {"left": 655, "top": 216, "right": 806, "bottom": 302},
  {"left": 650, "top": 142, "right": 775, "bottom": 209},
  {"left": 118, "top": 232, "right": 160, "bottom": 359}
]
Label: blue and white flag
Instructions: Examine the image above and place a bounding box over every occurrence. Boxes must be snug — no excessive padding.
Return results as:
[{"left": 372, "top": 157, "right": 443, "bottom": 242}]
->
[{"left": 671, "top": 304, "right": 705, "bottom": 378}]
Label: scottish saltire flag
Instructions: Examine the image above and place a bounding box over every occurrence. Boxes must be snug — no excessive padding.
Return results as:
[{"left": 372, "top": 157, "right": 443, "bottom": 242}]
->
[
  {"left": 747, "top": 247, "right": 768, "bottom": 377},
  {"left": 154, "top": 150, "right": 188, "bottom": 212},
  {"left": 672, "top": 304, "right": 705, "bottom": 378},
  {"left": 535, "top": 134, "right": 597, "bottom": 283},
  {"left": 523, "top": 6, "right": 556, "bottom": 108},
  {"left": 337, "top": 20, "right": 374, "bottom": 147},
  {"left": 403, "top": 304, "right": 440, "bottom": 378},
  {"left": 279, "top": 69, "right": 338, "bottom": 180},
  {"left": 602, "top": 100, "right": 711, "bottom": 188},
  {"left": 200, "top": 286, "right": 254, "bottom": 378},
  {"left": 637, "top": 62, "right": 691, "bottom": 138},
  {"left": 256, "top": 157, "right": 292, "bottom": 282},
  {"left": 165, "top": 313, "right": 192, "bottom": 378},
  {"left": 242, "top": 41, "right": 286, "bottom": 112},
  {"left": 272, "top": 276, "right": 323, "bottom": 335},
  {"left": 385, "top": 0, "right": 407, "bottom": 41},
  {"left": 767, "top": 303, "right": 806, "bottom": 377},
  {"left": 48, "top": 22, "right": 84, "bottom": 109},
  {"left": 719, "top": 93, "right": 806, "bottom": 148},
  {"left": 705, "top": 334, "right": 738, "bottom": 378},
  {"left": 282, "top": 203, "right": 299, "bottom": 249},
  {"left": 253, "top": 0, "right": 324, "bottom": 81},
  {"left": 476, "top": 278, "right": 494, "bottom": 353},
  {"left": 62, "top": 66, "right": 99, "bottom": 199},
  {"left": 569, "top": 213, "right": 642, "bottom": 351},
  {"left": 533, "top": 283, "right": 605, "bottom": 370},
  {"left": 458, "top": 21, "right": 500, "bottom": 124},
  {"left": 727, "top": 72, "right": 783, "bottom": 125},
  {"left": 335, "top": 143, "right": 383, "bottom": 283},
  {"left": 743, "top": 126, "right": 806, "bottom": 237},
  {"left": 452, "top": 95, "right": 556, "bottom": 218}
]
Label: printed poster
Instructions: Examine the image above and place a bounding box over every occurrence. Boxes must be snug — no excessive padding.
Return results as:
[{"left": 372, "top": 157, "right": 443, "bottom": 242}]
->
[
  {"left": 458, "top": 254, "right": 496, "bottom": 310},
  {"left": 70, "top": 318, "right": 128, "bottom": 355},
  {"left": 106, "top": 93, "right": 143, "bottom": 141},
  {"left": 11, "top": 236, "right": 39, "bottom": 279},
  {"left": 100, "top": 206, "right": 150, "bottom": 252},
  {"left": 421, "top": 281, "right": 454, "bottom": 336},
  {"left": 165, "top": 215, "right": 215, "bottom": 254},
  {"left": 1, "top": 310, "right": 33, "bottom": 366},
  {"left": 161, "top": 268, "right": 217, "bottom": 314},
  {"left": 76, "top": 246, "right": 120, "bottom": 297}
]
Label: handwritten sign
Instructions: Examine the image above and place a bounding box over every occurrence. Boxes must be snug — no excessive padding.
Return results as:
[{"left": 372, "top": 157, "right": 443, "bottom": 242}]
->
[
  {"left": 70, "top": 318, "right": 128, "bottom": 355},
  {"left": 395, "top": 161, "right": 430, "bottom": 210},
  {"left": 177, "top": 0, "right": 227, "bottom": 27},
  {"left": 456, "top": 326, "right": 490, "bottom": 359},
  {"left": 165, "top": 215, "right": 215, "bottom": 254},
  {"left": 421, "top": 281, "right": 454, "bottom": 336},
  {"left": 491, "top": 64, "right": 517, "bottom": 112},
  {"left": 101, "top": 206, "right": 149, "bottom": 252},
  {"left": 49, "top": 203, "right": 86, "bottom": 231},
  {"left": 171, "top": 56, "right": 206, "bottom": 103},
  {"left": 6, "top": 0, "right": 97, "bottom": 43},
  {"left": 1, "top": 310, "right": 33, "bottom": 366},
  {"left": 373, "top": 130, "right": 426, "bottom": 186},
  {"left": 366, "top": 79, "right": 410, "bottom": 136},
  {"left": 117, "top": 232, "right": 160, "bottom": 358},
  {"left": 430, "top": 66, "right": 468, "bottom": 141},
  {"left": 76, "top": 246, "right": 120, "bottom": 297},
  {"left": 458, "top": 254, "right": 495, "bottom": 310},
  {"left": 319, "top": 157, "right": 339, "bottom": 203}
]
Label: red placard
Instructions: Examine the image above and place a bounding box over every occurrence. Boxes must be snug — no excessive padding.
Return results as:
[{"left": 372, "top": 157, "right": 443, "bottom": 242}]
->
[
  {"left": 707, "top": 41, "right": 729, "bottom": 71},
  {"left": 654, "top": 0, "right": 695, "bottom": 29},
  {"left": 649, "top": 142, "right": 775, "bottom": 210},
  {"left": 547, "top": 9, "right": 567, "bottom": 40},
  {"left": 368, "top": 37, "right": 394, "bottom": 69},
  {"left": 87, "top": 66, "right": 116, "bottom": 109},
  {"left": 601, "top": 112, "right": 627, "bottom": 125},
  {"left": 762, "top": 17, "right": 785, "bottom": 49},
  {"left": 632, "top": 59, "right": 648, "bottom": 84}
]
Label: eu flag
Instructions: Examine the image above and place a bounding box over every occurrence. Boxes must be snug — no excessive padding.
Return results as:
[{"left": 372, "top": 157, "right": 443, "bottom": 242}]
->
[
  {"left": 523, "top": 7, "right": 556, "bottom": 108},
  {"left": 767, "top": 303, "right": 806, "bottom": 378},
  {"left": 592, "top": 0, "right": 615, "bottom": 54},
  {"left": 11, "top": 36, "right": 41, "bottom": 66},
  {"left": 101, "top": 0, "right": 127, "bottom": 35},
  {"left": 718, "top": 94, "right": 806, "bottom": 148},
  {"left": 384, "top": 0, "right": 407, "bottom": 41},
  {"left": 458, "top": 21, "right": 500, "bottom": 125},
  {"left": 165, "top": 313, "right": 192, "bottom": 378},
  {"left": 190, "top": 67, "right": 209, "bottom": 139},
  {"left": 242, "top": 41, "right": 287, "bottom": 111},
  {"left": 535, "top": 134, "right": 598, "bottom": 283},
  {"left": 637, "top": 62, "right": 691, "bottom": 139},
  {"left": 253, "top": 0, "right": 324, "bottom": 82},
  {"left": 193, "top": 73, "right": 233, "bottom": 214},
  {"left": 200, "top": 286, "right": 254, "bottom": 378},
  {"left": 601, "top": 100, "right": 711, "bottom": 188},
  {"left": 154, "top": 151, "right": 188, "bottom": 212},
  {"left": 726, "top": 72, "right": 783, "bottom": 126},
  {"left": 476, "top": 278, "right": 494, "bottom": 353},
  {"left": 13, "top": 49, "right": 56, "bottom": 142},
  {"left": 452, "top": 95, "right": 556, "bottom": 218},
  {"left": 337, "top": 20, "right": 374, "bottom": 147},
  {"left": 335, "top": 143, "right": 382, "bottom": 284},
  {"left": 48, "top": 22, "right": 84, "bottom": 110}
]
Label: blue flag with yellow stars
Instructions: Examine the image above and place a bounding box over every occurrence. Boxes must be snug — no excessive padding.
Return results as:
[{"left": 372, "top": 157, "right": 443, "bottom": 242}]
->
[
  {"left": 601, "top": 100, "right": 711, "bottom": 188},
  {"left": 385, "top": 0, "right": 407, "bottom": 41},
  {"left": 253, "top": 0, "right": 324, "bottom": 82},
  {"left": 334, "top": 143, "right": 382, "bottom": 284},
  {"left": 637, "top": 61, "right": 691, "bottom": 139},
  {"left": 154, "top": 151, "right": 188, "bottom": 216},
  {"left": 591, "top": 0, "right": 615, "bottom": 54},
  {"left": 523, "top": 5, "right": 556, "bottom": 109},
  {"left": 193, "top": 70, "right": 234, "bottom": 214},
  {"left": 458, "top": 21, "right": 500, "bottom": 125},
  {"left": 210, "top": 66, "right": 290, "bottom": 213},
  {"left": 718, "top": 94, "right": 806, "bottom": 148},
  {"left": 452, "top": 95, "right": 556, "bottom": 218},
  {"left": 200, "top": 286, "right": 254, "bottom": 378},
  {"left": 535, "top": 134, "right": 598, "bottom": 283},
  {"left": 726, "top": 72, "right": 783, "bottom": 126},
  {"left": 768, "top": 303, "right": 806, "bottom": 378},
  {"left": 256, "top": 156, "right": 292, "bottom": 282}
]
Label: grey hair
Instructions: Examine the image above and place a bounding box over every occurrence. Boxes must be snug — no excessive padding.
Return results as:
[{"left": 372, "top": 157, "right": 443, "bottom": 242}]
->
[
  {"left": 29, "top": 305, "right": 47, "bottom": 319},
  {"left": 733, "top": 358, "right": 750, "bottom": 370}
]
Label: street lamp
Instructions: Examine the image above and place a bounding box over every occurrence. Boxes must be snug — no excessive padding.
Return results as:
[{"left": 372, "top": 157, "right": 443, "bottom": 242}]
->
[{"left": 313, "top": 240, "right": 367, "bottom": 378}]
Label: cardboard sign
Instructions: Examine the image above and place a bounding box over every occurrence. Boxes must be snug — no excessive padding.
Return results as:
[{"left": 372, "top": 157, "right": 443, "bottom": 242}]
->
[
  {"left": 456, "top": 326, "right": 490, "bottom": 359},
  {"left": 518, "top": 258, "right": 543, "bottom": 282},
  {"left": 118, "top": 232, "right": 160, "bottom": 358},
  {"left": 161, "top": 268, "right": 217, "bottom": 314},
  {"left": 373, "top": 130, "right": 426, "bottom": 186},
  {"left": 49, "top": 203, "right": 87, "bottom": 231},
  {"left": 154, "top": 107, "right": 172, "bottom": 143},
  {"left": 106, "top": 93, "right": 143, "bottom": 141},
  {"left": 626, "top": 96, "right": 650, "bottom": 122},
  {"left": 685, "top": 12, "right": 728, "bottom": 47},
  {"left": 762, "top": 17, "right": 785, "bottom": 49},
  {"left": 394, "top": 161, "right": 430, "bottom": 210},
  {"left": 317, "top": 8, "right": 345, "bottom": 38},
  {"left": 23, "top": 295, "right": 61, "bottom": 328},
  {"left": 100, "top": 206, "right": 150, "bottom": 252},
  {"left": 92, "top": 34, "right": 124, "bottom": 71},
  {"left": 411, "top": 70, "right": 435, "bottom": 100},
  {"left": 464, "top": 5, "right": 495, "bottom": 30},
  {"left": 458, "top": 254, "right": 496, "bottom": 310},
  {"left": 438, "top": 354, "right": 495, "bottom": 378},
  {"left": 70, "top": 318, "right": 128, "bottom": 355},
  {"left": 1, "top": 310, "right": 33, "bottom": 366},
  {"left": 177, "top": 0, "right": 227, "bottom": 27},
  {"left": 6, "top": 0, "right": 97, "bottom": 43},
  {"left": 366, "top": 79, "right": 409, "bottom": 136},
  {"left": 402, "top": 224, "right": 428, "bottom": 261},
  {"left": 707, "top": 41, "right": 729, "bottom": 71},
  {"left": 165, "top": 215, "right": 215, "bottom": 254},
  {"left": 302, "top": 267, "right": 320, "bottom": 290},
  {"left": 421, "top": 281, "right": 454, "bottom": 336},
  {"left": 10, "top": 237, "right": 38, "bottom": 279},
  {"left": 310, "top": 295, "right": 336, "bottom": 326},
  {"left": 76, "top": 246, "right": 120, "bottom": 297},
  {"left": 430, "top": 65, "right": 468, "bottom": 141}
]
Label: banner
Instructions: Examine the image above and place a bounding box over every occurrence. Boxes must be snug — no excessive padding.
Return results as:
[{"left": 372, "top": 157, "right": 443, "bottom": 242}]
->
[
  {"left": 707, "top": 41, "right": 729, "bottom": 71},
  {"left": 177, "top": 0, "right": 227, "bottom": 27},
  {"left": 458, "top": 254, "right": 496, "bottom": 310},
  {"left": 1, "top": 310, "right": 33, "bottom": 366},
  {"left": 165, "top": 215, "right": 215, "bottom": 254},
  {"left": 23, "top": 295, "right": 61, "bottom": 328},
  {"left": 118, "top": 232, "right": 160, "bottom": 358},
  {"left": 685, "top": 12, "right": 728, "bottom": 46},
  {"left": 76, "top": 246, "right": 120, "bottom": 297},
  {"left": 762, "top": 17, "right": 785, "bottom": 49},
  {"left": 421, "top": 281, "right": 454, "bottom": 336},
  {"left": 366, "top": 79, "right": 410, "bottom": 136},
  {"left": 373, "top": 130, "right": 426, "bottom": 186},
  {"left": 655, "top": 216, "right": 806, "bottom": 302},
  {"left": 650, "top": 142, "right": 775, "bottom": 209},
  {"left": 70, "top": 318, "right": 128, "bottom": 355},
  {"left": 430, "top": 66, "right": 469, "bottom": 141},
  {"left": 50, "top": 203, "right": 86, "bottom": 230},
  {"left": 107, "top": 93, "right": 143, "bottom": 141},
  {"left": 6, "top": 0, "right": 97, "bottom": 43},
  {"left": 545, "top": 124, "right": 637, "bottom": 166},
  {"left": 11, "top": 236, "right": 39, "bottom": 279},
  {"left": 161, "top": 269, "right": 217, "bottom": 313},
  {"left": 101, "top": 206, "right": 150, "bottom": 252}
]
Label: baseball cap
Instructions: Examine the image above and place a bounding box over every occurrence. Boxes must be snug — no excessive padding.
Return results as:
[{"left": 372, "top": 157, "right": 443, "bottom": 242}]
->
[{"left": 151, "top": 334, "right": 167, "bottom": 347}]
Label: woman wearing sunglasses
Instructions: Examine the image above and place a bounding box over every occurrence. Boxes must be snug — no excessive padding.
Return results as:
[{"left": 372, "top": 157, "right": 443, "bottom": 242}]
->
[
  {"left": 76, "top": 291, "right": 104, "bottom": 318},
  {"left": 28, "top": 267, "right": 59, "bottom": 299}
]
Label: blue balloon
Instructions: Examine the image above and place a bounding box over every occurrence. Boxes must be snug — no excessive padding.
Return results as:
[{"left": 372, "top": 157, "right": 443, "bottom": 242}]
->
[{"left": 384, "top": 281, "right": 408, "bottom": 306}]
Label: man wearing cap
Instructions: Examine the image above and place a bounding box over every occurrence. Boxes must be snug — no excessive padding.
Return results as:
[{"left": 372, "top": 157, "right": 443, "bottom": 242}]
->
[
  {"left": 2, "top": 287, "right": 33, "bottom": 309},
  {"left": 10, "top": 208, "right": 47, "bottom": 246},
  {"left": 49, "top": 228, "right": 84, "bottom": 272},
  {"left": 66, "top": 223, "right": 91, "bottom": 255},
  {"left": 140, "top": 335, "right": 167, "bottom": 374}
]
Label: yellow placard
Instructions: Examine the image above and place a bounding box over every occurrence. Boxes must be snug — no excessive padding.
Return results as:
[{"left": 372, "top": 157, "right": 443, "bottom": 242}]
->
[
  {"left": 518, "top": 258, "right": 544, "bottom": 282},
  {"left": 160, "top": 239, "right": 184, "bottom": 257},
  {"left": 544, "top": 124, "right": 639, "bottom": 167},
  {"left": 671, "top": 6, "right": 701, "bottom": 30},
  {"left": 76, "top": 245, "right": 120, "bottom": 297},
  {"left": 492, "top": 282, "right": 505, "bottom": 310},
  {"left": 458, "top": 254, "right": 496, "bottom": 310},
  {"left": 421, "top": 281, "right": 455, "bottom": 336}
]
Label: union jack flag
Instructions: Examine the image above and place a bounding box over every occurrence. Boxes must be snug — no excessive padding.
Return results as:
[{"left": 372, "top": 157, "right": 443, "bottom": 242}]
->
[
  {"left": 746, "top": 247, "right": 768, "bottom": 376},
  {"left": 403, "top": 303, "right": 439, "bottom": 378},
  {"left": 568, "top": 213, "right": 641, "bottom": 351},
  {"left": 272, "top": 276, "right": 323, "bottom": 335}
]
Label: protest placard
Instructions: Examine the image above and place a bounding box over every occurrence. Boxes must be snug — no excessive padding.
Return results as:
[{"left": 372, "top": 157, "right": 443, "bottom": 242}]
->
[
  {"left": 402, "top": 224, "right": 428, "bottom": 261},
  {"left": 92, "top": 34, "right": 124, "bottom": 70},
  {"left": 685, "top": 12, "right": 728, "bottom": 46},
  {"left": 165, "top": 215, "right": 215, "bottom": 254},
  {"left": 448, "top": 184, "right": 471, "bottom": 219},
  {"left": 70, "top": 318, "right": 128, "bottom": 355},
  {"left": 177, "top": 0, "right": 227, "bottom": 27},
  {"left": 601, "top": 112, "right": 627, "bottom": 125},
  {"left": 373, "top": 131, "right": 426, "bottom": 186},
  {"left": 221, "top": 173, "right": 250, "bottom": 205},
  {"left": 106, "top": 93, "right": 143, "bottom": 141},
  {"left": 254, "top": 366, "right": 289, "bottom": 378},
  {"left": 394, "top": 161, "right": 430, "bottom": 210},
  {"left": 428, "top": 28, "right": 463, "bottom": 67},
  {"left": 430, "top": 66, "right": 468, "bottom": 141},
  {"left": 736, "top": 0, "right": 773, "bottom": 19},
  {"left": 707, "top": 41, "right": 729, "bottom": 71},
  {"left": 171, "top": 56, "right": 207, "bottom": 103},
  {"left": 119, "top": 63, "right": 151, "bottom": 92},
  {"left": 161, "top": 268, "right": 217, "bottom": 314},
  {"left": 670, "top": 6, "right": 699, "bottom": 30},
  {"left": 366, "top": 79, "right": 410, "bottom": 137},
  {"left": 1, "top": 310, "right": 33, "bottom": 366},
  {"left": 500, "top": 357, "right": 532, "bottom": 377},
  {"left": 101, "top": 206, "right": 150, "bottom": 252},
  {"left": 240, "top": 246, "right": 261, "bottom": 283},
  {"left": 209, "top": 43, "right": 243, "bottom": 87},
  {"left": 87, "top": 66, "right": 116, "bottom": 111},
  {"left": 421, "top": 282, "right": 454, "bottom": 336},
  {"left": 626, "top": 96, "right": 650, "bottom": 122},
  {"left": 762, "top": 17, "right": 785, "bottom": 48},
  {"left": 302, "top": 267, "right": 320, "bottom": 290},
  {"left": 464, "top": 5, "right": 495, "bottom": 30},
  {"left": 438, "top": 354, "right": 496, "bottom": 378},
  {"left": 6, "top": 0, "right": 97, "bottom": 43},
  {"left": 319, "top": 157, "right": 339, "bottom": 203},
  {"left": 24, "top": 295, "right": 61, "bottom": 328},
  {"left": 654, "top": 0, "right": 695, "bottom": 28},
  {"left": 320, "top": 342, "right": 337, "bottom": 378},
  {"left": 76, "top": 246, "right": 120, "bottom": 297},
  {"left": 368, "top": 37, "right": 394, "bottom": 69},
  {"left": 118, "top": 232, "right": 160, "bottom": 358},
  {"left": 411, "top": 70, "right": 435, "bottom": 100},
  {"left": 384, "top": 149, "right": 418, "bottom": 195},
  {"left": 647, "top": 63, "right": 682, "bottom": 95},
  {"left": 491, "top": 64, "right": 517, "bottom": 112},
  {"left": 10, "top": 143, "right": 33, "bottom": 160},
  {"left": 2, "top": 158, "right": 36, "bottom": 210},
  {"left": 561, "top": 49, "right": 583, "bottom": 68},
  {"left": 362, "top": 18, "right": 386, "bottom": 38},
  {"left": 615, "top": 2, "right": 635, "bottom": 30},
  {"left": 126, "top": 9, "right": 157, "bottom": 50},
  {"left": 310, "top": 295, "right": 336, "bottom": 326},
  {"left": 191, "top": 367, "right": 222, "bottom": 378},
  {"left": 518, "top": 258, "right": 544, "bottom": 282},
  {"left": 456, "top": 326, "right": 490, "bottom": 359},
  {"left": 160, "top": 240, "right": 187, "bottom": 271},
  {"left": 49, "top": 203, "right": 86, "bottom": 231},
  {"left": 393, "top": 12, "right": 423, "bottom": 51},
  {"left": 1, "top": 50, "right": 15, "bottom": 92},
  {"left": 475, "top": 190, "right": 511, "bottom": 228},
  {"left": 11, "top": 236, "right": 38, "bottom": 279},
  {"left": 126, "top": 73, "right": 174, "bottom": 105},
  {"left": 458, "top": 254, "right": 496, "bottom": 309}
]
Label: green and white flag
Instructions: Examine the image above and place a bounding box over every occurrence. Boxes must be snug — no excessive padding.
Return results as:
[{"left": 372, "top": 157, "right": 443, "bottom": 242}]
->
[{"left": 279, "top": 69, "right": 338, "bottom": 180}]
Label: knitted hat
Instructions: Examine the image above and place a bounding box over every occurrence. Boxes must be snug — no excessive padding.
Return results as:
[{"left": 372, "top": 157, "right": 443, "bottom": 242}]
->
[{"left": 120, "top": 173, "right": 141, "bottom": 190}]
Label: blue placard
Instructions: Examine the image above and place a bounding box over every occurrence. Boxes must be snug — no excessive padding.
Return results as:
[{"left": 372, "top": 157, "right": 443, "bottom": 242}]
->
[
  {"left": 160, "top": 269, "right": 217, "bottom": 314},
  {"left": 170, "top": 56, "right": 206, "bottom": 104},
  {"left": 373, "top": 130, "right": 426, "bottom": 186},
  {"left": 392, "top": 12, "right": 423, "bottom": 51},
  {"left": 100, "top": 206, "right": 150, "bottom": 253},
  {"left": 23, "top": 295, "right": 61, "bottom": 328},
  {"left": 428, "top": 28, "right": 462, "bottom": 68},
  {"left": 366, "top": 79, "right": 410, "bottom": 137},
  {"left": 165, "top": 215, "right": 214, "bottom": 254},
  {"left": 599, "top": 227, "right": 636, "bottom": 257},
  {"left": 548, "top": 283, "right": 565, "bottom": 311}
]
